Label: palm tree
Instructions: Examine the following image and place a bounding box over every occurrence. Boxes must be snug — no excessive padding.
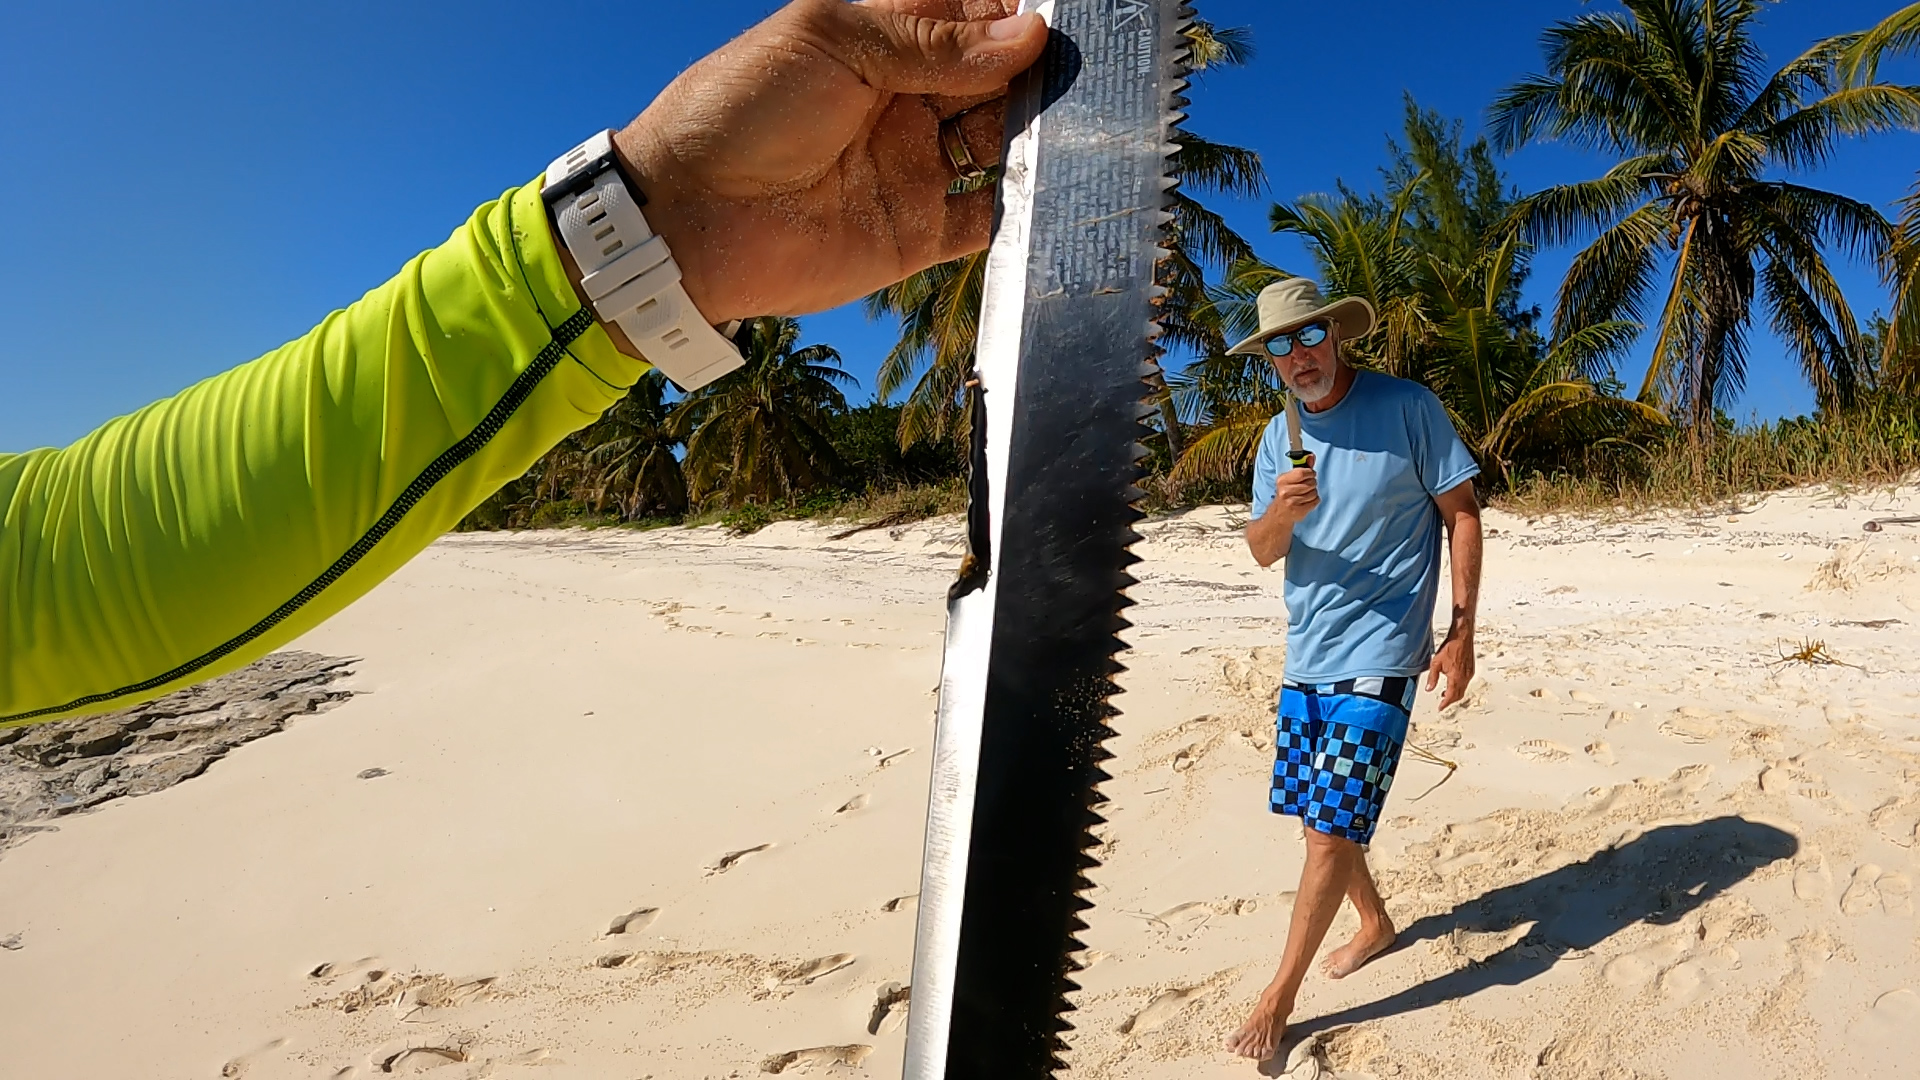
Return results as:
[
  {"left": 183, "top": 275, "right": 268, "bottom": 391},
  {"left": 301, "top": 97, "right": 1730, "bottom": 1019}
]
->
[
  {"left": 1491, "top": 0, "right": 1920, "bottom": 432},
  {"left": 1840, "top": 3, "right": 1920, "bottom": 381},
  {"left": 581, "top": 369, "right": 687, "bottom": 520},
  {"left": 669, "top": 317, "right": 853, "bottom": 506},
  {"left": 1892, "top": 180, "right": 1920, "bottom": 388},
  {"left": 868, "top": 252, "right": 984, "bottom": 451},
  {"left": 867, "top": 17, "right": 1266, "bottom": 457},
  {"left": 1170, "top": 234, "right": 1664, "bottom": 487},
  {"left": 1171, "top": 103, "right": 1669, "bottom": 488},
  {"left": 1163, "top": 257, "right": 1292, "bottom": 483},
  {"left": 1423, "top": 237, "right": 1666, "bottom": 484}
]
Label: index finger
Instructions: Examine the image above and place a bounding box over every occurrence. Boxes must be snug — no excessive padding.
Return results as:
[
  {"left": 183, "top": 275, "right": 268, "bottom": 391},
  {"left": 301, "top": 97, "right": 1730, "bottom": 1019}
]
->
[
  {"left": 822, "top": 2, "right": 1049, "bottom": 98},
  {"left": 861, "top": 0, "right": 1024, "bottom": 19}
]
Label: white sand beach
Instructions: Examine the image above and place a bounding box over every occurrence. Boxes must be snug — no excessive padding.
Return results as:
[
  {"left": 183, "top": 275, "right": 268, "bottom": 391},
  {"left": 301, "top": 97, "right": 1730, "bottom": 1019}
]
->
[{"left": 3, "top": 487, "right": 1919, "bottom": 1078}]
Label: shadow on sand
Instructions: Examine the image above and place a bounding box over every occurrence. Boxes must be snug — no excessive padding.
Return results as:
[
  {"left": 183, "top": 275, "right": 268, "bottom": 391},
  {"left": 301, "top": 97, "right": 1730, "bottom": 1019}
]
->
[{"left": 1261, "top": 815, "right": 1798, "bottom": 1074}]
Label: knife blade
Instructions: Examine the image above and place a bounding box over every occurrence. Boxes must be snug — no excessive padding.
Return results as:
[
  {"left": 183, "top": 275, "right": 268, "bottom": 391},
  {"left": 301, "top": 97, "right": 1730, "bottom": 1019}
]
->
[
  {"left": 1285, "top": 394, "right": 1310, "bottom": 467},
  {"left": 902, "top": 2, "right": 1192, "bottom": 1076}
]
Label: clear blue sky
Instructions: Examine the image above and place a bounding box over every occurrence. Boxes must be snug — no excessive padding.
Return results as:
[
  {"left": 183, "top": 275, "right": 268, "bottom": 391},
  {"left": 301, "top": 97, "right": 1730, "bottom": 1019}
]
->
[{"left": 3, "top": 0, "right": 1915, "bottom": 452}]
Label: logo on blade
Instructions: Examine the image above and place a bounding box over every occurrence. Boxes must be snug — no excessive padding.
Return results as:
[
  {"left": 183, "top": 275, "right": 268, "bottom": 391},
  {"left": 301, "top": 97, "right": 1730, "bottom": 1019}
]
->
[
  {"left": 1113, "top": 0, "right": 1149, "bottom": 28},
  {"left": 1112, "top": 0, "right": 1155, "bottom": 75}
]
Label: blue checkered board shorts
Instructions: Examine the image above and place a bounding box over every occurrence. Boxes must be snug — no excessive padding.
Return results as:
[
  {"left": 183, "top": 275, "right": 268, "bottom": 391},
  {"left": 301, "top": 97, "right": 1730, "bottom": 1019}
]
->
[{"left": 1271, "top": 676, "right": 1416, "bottom": 845}]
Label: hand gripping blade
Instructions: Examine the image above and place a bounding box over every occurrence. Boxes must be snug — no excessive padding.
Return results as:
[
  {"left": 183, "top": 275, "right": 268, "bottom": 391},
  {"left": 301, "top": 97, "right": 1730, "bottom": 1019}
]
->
[{"left": 902, "top": 2, "right": 1192, "bottom": 1077}]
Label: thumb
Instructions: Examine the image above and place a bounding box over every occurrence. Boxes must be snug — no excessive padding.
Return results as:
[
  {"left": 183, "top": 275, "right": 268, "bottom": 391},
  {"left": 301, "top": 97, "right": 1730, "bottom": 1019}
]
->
[{"left": 830, "top": 6, "right": 1050, "bottom": 95}]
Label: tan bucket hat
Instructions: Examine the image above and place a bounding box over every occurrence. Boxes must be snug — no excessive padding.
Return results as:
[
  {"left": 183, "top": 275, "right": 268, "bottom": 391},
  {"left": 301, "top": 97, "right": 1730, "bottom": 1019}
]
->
[{"left": 1226, "top": 278, "right": 1377, "bottom": 356}]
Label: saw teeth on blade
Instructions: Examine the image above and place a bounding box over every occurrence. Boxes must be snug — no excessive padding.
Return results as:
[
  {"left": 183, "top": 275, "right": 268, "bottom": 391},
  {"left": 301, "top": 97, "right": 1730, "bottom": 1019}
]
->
[{"left": 1051, "top": 3, "right": 1193, "bottom": 1071}]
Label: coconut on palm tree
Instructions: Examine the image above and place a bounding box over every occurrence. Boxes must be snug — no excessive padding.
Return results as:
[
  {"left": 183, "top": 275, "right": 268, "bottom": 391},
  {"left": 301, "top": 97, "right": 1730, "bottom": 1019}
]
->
[
  {"left": 1492, "top": 0, "right": 1920, "bottom": 432},
  {"left": 669, "top": 317, "right": 853, "bottom": 507}
]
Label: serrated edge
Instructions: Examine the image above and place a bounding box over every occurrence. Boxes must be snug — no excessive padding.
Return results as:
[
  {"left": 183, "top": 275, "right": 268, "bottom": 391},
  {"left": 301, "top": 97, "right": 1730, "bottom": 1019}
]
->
[{"left": 1046, "top": 0, "right": 1198, "bottom": 1070}]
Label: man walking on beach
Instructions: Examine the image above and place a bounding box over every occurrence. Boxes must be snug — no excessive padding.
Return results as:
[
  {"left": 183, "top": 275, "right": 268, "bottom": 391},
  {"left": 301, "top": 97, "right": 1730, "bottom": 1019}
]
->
[{"left": 1223, "top": 278, "right": 1484, "bottom": 1061}]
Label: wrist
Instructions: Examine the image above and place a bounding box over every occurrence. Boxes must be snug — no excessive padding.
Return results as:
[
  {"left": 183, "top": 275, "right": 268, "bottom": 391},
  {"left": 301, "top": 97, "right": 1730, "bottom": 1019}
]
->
[
  {"left": 610, "top": 126, "right": 741, "bottom": 324},
  {"left": 542, "top": 129, "right": 746, "bottom": 389}
]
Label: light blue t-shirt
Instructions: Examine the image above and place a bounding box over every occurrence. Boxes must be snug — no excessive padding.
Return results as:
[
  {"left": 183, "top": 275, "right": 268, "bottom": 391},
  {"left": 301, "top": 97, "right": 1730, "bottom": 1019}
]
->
[{"left": 1251, "top": 370, "right": 1479, "bottom": 683}]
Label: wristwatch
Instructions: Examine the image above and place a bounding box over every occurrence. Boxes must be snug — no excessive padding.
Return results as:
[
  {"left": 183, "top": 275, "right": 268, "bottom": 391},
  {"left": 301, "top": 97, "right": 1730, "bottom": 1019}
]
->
[{"left": 541, "top": 129, "right": 744, "bottom": 391}]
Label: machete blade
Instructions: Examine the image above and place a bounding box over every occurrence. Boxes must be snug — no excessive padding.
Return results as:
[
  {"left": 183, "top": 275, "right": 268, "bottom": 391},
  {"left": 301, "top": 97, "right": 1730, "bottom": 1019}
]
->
[{"left": 902, "top": 2, "right": 1193, "bottom": 1077}]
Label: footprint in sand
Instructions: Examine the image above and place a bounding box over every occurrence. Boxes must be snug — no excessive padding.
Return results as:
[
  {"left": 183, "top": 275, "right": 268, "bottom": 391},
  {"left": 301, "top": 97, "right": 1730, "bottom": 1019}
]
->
[
  {"left": 1659, "top": 708, "right": 1720, "bottom": 744},
  {"left": 1879, "top": 872, "right": 1913, "bottom": 916},
  {"left": 761, "top": 1045, "right": 873, "bottom": 1073},
  {"left": 389, "top": 977, "right": 497, "bottom": 1022},
  {"left": 1602, "top": 931, "right": 1694, "bottom": 992},
  {"left": 1606, "top": 709, "right": 1633, "bottom": 729},
  {"left": 868, "top": 982, "right": 911, "bottom": 1035},
  {"left": 1868, "top": 794, "right": 1920, "bottom": 848},
  {"left": 1118, "top": 985, "right": 1202, "bottom": 1035},
  {"left": 835, "top": 794, "right": 870, "bottom": 815},
  {"left": 219, "top": 1038, "right": 288, "bottom": 1078},
  {"left": 707, "top": 844, "right": 773, "bottom": 875},
  {"left": 880, "top": 894, "right": 918, "bottom": 914},
  {"left": 1529, "top": 688, "right": 1562, "bottom": 703},
  {"left": 1660, "top": 764, "right": 1713, "bottom": 798},
  {"left": 1841, "top": 865, "right": 1885, "bottom": 916},
  {"left": 1569, "top": 690, "right": 1605, "bottom": 706},
  {"left": 308, "top": 957, "right": 383, "bottom": 981},
  {"left": 1794, "top": 852, "right": 1834, "bottom": 902},
  {"left": 1514, "top": 740, "right": 1573, "bottom": 763},
  {"left": 1585, "top": 741, "right": 1616, "bottom": 765},
  {"left": 771, "top": 953, "right": 856, "bottom": 988},
  {"left": 1759, "top": 765, "right": 1794, "bottom": 794},
  {"left": 1657, "top": 946, "right": 1741, "bottom": 1005},
  {"left": 606, "top": 907, "right": 659, "bottom": 936}
]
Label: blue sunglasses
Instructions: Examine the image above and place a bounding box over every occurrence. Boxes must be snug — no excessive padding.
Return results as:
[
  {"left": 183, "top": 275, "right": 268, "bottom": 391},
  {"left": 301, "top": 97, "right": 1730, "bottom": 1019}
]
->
[{"left": 1264, "top": 321, "right": 1330, "bottom": 357}]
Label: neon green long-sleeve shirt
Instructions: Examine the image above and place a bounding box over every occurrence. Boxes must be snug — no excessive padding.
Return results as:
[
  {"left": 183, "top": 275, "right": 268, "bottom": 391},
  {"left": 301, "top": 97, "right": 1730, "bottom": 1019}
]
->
[{"left": 0, "top": 178, "right": 648, "bottom": 726}]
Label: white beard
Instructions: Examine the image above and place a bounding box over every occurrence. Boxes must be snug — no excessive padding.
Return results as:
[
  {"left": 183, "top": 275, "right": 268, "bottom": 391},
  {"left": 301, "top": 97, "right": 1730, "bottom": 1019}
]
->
[{"left": 1290, "top": 367, "right": 1338, "bottom": 404}]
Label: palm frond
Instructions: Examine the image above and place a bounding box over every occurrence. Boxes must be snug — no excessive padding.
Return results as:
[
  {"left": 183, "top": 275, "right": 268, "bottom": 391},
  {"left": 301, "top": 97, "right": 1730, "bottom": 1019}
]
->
[
  {"left": 1482, "top": 380, "right": 1671, "bottom": 471},
  {"left": 1546, "top": 319, "right": 1643, "bottom": 383},
  {"left": 1759, "top": 255, "right": 1853, "bottom": 408},
  {"left": 1168, "top": 404, "right": 1277, "bottom": 485},
  {"left": 1182, "top": 20, "right": 1255, "bottom": 71},
  {"left": 1747, "top": 181, "right": 1894, "bottom": 274},
  {"left": 1504, "top": 154, "right": 1670, "bottom": 247},
  {"left": 1839, "top": 3, "right": 1920, "bottom": 85},
  {"left": 1173, "top": 130, "right": 1267, "bottom": 198},
  {"left": 1763, "top": 85, "right": 1920, "bottom": 171},
  {"left": 1889, "top": 177, "right": 1920, "bottom": 377},
  {"left": 1552, "top": 201, "right": 1668, "bottom": 344},
  {"left": 1737, "top": 34, "right": 1851, "bottom": 130}
]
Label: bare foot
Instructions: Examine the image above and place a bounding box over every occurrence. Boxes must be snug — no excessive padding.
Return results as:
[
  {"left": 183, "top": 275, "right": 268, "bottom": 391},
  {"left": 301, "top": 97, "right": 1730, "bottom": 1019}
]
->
[
  {"left": 1321, "top": 921, "right": 1396, "bottom": 979},
  {"left": 1223, "top": 995, "right": 1290, "bottom": 1061}
]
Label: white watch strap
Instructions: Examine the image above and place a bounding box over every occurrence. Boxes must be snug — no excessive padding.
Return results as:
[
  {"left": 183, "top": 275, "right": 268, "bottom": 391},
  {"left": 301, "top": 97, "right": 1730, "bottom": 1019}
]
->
[{"left": 542, "top": 130, "right": 744, "bottom": 391}]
